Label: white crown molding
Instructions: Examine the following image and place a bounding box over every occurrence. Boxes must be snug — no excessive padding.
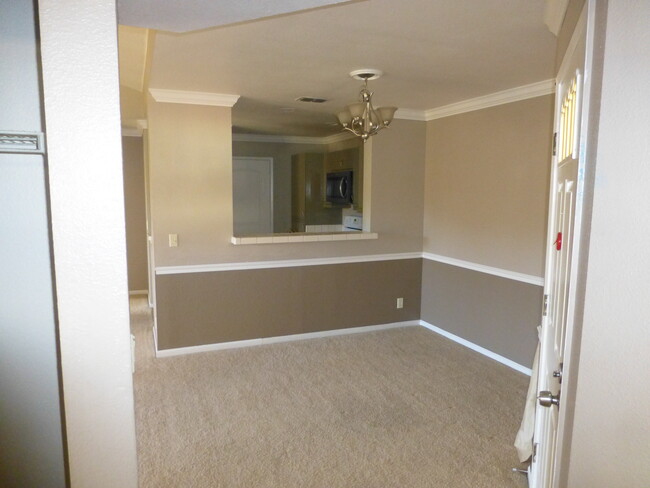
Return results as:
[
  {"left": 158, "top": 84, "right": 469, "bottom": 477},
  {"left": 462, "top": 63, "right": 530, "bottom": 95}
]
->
[
  {"left": 149, "top": 88, "right": 240, "bottom": 107},
  {"left": 128, "top": 290, "right": 148, "bottom": 296},
  {"left": 394, "top": 108, "right": 427, "bottom": 121},
  {"left": 419, "top": 321, "right": 532, "bottom": 375},
  {"left": 322, "top": 131, "right": 357, "bottom": 145},
  {"left": 121, "top": 127, "right": 143, "bottom": 137},
  {"left": 121, "top": 118, "right": 148, "bottom": 137},
  {"left": 425, "top": 79, "right": 556, "bottom": 121},
  {"left": 232, "top": 133, "right": 326, "bottom": 145},
  {"left": 232, "top": 131, "right": 355, "bottom": 145},
  {"left": 544, "top": 0, "right": 570, "bottom": 36},
  {"left": 422, "top": 252, "right": 544, "bottom": 286}
]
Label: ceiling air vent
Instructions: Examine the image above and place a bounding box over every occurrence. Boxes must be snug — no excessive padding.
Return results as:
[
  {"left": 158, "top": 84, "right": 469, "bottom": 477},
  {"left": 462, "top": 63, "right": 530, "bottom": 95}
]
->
[
  {"left": 0, "top": 130, "right": 45, "bottom": 154},
  {"left": 296, "top": 97, "right": 328, "bottom": 103}
]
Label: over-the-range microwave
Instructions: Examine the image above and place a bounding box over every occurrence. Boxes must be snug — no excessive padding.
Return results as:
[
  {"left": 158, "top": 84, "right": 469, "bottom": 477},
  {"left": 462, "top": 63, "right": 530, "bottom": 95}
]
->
[{"left": 326, "top": 170, "right": 353, "bottom": 206}]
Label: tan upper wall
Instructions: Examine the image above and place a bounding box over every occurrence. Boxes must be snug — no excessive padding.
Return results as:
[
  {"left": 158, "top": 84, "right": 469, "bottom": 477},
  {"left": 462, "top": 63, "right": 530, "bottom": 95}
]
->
[
  {"left": 423, "top": 95, "right": 554, "bottom": 277},
  {"left": 147, "top": 97, "right": 426, "bottom": 267}
]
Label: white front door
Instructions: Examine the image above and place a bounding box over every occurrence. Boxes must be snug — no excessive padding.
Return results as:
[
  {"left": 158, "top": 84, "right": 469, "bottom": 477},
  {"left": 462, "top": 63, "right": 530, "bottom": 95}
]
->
[
  {"left": 232, "top": 157, "right": 274, "bottom": 235},
  {"left": 530, "top": 4, "right": 591, "bottom": 487}
]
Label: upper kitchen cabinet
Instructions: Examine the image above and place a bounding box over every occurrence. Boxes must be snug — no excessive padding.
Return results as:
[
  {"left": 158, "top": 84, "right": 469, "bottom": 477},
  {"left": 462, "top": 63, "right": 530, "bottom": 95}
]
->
[{"left": 325, "top": 147, "right": 360, "bottom": 172}]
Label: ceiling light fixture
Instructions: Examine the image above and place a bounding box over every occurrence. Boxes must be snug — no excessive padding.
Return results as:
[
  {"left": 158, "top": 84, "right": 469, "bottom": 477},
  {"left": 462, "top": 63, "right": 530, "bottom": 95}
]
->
[{"left": 337, "top": 69, "right": 397, "bottom": 142}]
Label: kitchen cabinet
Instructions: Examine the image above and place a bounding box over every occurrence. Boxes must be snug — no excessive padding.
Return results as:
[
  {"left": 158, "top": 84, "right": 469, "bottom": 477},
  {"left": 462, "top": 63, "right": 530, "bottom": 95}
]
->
[
  {"left": 291, "top": 153, "right": 341, "bottom": 232},
  {"left": 325, "top": 147, "right": 358, "bottom": 172}
]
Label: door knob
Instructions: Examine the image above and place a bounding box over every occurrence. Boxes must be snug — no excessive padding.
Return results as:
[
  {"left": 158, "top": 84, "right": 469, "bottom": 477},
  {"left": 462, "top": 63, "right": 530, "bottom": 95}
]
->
[{"left": 538, "top": 391, "right": 560, "bottom": 408}]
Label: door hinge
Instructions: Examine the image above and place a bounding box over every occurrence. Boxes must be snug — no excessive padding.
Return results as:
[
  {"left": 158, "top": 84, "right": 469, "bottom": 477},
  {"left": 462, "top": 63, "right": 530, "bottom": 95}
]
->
[
  {"left": 552, "top": 132, "right": 557, "bottom": 156},
  {"left": 533, "top": 442, "right": 538, "bottom": 462},
  {"left": 543, "top": 294, "right": 549, "bottom": 316}
]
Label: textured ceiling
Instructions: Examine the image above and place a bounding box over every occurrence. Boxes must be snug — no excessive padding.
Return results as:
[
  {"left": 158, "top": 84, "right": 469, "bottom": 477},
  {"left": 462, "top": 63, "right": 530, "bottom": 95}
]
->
[{"left": 118, "top": 0, "right": 557, "bottom": 137}]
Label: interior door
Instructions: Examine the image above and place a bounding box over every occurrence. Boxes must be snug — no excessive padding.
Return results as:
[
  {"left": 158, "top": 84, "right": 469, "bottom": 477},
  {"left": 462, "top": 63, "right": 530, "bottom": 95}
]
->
[
  {"left": 529, "top": 5, "right": 588, "bottom": 488},
  {"left": 233, "top": 157, "right": 274, "bottom": 235}
]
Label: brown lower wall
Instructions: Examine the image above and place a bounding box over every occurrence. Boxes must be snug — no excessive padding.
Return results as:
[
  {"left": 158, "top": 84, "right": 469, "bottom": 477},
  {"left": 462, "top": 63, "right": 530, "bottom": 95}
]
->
[
  {"left": 420, "top": 259, "right": 542, "bottom": 368},
  {"left": 155, "top": 259, "right": 422, "bottom": 350}
]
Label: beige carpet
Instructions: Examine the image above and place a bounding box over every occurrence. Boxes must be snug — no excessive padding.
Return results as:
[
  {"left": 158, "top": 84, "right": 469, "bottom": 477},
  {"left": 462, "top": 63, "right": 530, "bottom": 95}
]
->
[{"left": 130, "top": 297, "right": 529, "bottom": 488}]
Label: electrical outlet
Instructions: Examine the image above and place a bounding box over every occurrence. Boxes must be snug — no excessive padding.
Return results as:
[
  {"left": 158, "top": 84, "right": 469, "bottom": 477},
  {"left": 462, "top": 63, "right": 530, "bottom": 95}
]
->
[
  {"left": 168, "top": 233, "right": 178, "bottom": 247},
  {"left": 396, "top": 297, "right": 404, "bottom": 309}
]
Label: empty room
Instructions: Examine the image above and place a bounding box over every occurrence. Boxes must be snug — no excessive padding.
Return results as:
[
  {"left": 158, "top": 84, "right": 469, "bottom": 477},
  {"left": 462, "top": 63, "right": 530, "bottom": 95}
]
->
[
  {"left": 5, "top": 1, "right": 649, "bottom": 488},
  {"left": 121, "top": 1, "right": 552, "bottom": 486}
]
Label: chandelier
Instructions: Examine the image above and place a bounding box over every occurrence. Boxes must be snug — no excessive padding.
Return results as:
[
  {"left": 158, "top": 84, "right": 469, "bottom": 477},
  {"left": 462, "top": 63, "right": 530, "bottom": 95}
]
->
[{"left": 337, "top": 69, "right": 397, "bottom": 141}]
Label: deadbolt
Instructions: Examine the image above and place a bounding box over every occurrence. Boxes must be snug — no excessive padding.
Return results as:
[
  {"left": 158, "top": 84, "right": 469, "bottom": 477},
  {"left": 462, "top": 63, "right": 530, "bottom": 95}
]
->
[
  {"left": 538, "top": 391, "right": 560, "bottom": 408},
  {"left": 553, "top": 363, "right": 564, "bottom": 383}
]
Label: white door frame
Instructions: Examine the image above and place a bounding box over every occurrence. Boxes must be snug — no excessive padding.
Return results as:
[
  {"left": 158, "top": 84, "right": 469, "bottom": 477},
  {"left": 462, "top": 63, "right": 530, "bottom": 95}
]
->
[{"left": 530, "top": 2, "right": 598, "bottom": 486}]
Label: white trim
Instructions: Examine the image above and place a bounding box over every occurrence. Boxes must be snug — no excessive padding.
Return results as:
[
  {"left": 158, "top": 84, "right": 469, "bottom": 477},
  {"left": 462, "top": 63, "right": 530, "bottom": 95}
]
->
[
  {"left": 121, "top": 119, "right": 148, "bottom": 137},
  {"left": 128, "top": 290, "right": 148, "bottom": 296},
  {"left": 155, "top": 251, "right": 421, "bottom": 275},
  {"left": 154, "top": 251, "right": 545, "bottom": 284},
  {"left": 155, "top": 319, "right": 532, "bottom": 376},
  {"left": 422, "top": 252, "right": 544, "bottom": 286},
  {"left": 232, "top": 133, "right": 326, "bottom": 145},
  {"left": 393, "top": 108, "right": 427, "bottom": 121},
  {"left": 544, "top": 0, "right": 570, "bottom": 36},
  {"left": 425, "top": 79, "right": 556, "bottom": 121},
  {"left": 419, "top": 320, "right": 533, "bottom": 376},
  {"left": 322, "top": 132, "right": 357, "bottom": 145},
  {"left": 121, "top": 127, "right": 143, "bottom": 137},
  {"left": 155, "top": 320, "right": 421, "bottom": 357},
  {"left": 149, "top": 88, "right": 240, "bottom": 107},
  {"left": 231, "top": 81, "right": 557, "bottom": 133},
  {"left": 232, "top": 131, "right": 355, "bottom": 145}
]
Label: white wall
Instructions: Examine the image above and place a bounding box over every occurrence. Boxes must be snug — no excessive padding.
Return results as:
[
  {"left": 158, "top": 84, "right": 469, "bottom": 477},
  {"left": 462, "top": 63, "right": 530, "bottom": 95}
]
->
[
  {"left": 567, "top": 1, "right": 650, "bottom": 486},
  {"left": 0, "top": 2, "right": 66, "bottom": 486},
  {"left": 38, "top": 0, "right": 139, "bottom": 486}
]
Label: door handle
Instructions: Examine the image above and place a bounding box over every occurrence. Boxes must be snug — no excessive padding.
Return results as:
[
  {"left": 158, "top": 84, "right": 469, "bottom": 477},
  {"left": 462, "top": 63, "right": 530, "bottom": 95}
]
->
[{"left": 538, "top": 391, "right": 560, "bottom": 408}]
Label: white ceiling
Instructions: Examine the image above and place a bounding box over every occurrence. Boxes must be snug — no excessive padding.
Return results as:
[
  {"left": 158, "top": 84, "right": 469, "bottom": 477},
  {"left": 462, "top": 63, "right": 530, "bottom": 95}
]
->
[
  {"left": 117, "top": 0, "right": 353, "bottom": 33},
  {"left": 118, "top": 0, "right": 557, "bottom": 137}
]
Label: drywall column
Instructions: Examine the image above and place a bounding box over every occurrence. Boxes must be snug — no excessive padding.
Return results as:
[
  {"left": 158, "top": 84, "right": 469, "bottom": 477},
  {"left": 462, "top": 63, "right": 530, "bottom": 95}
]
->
[
  {"left": 38, "top": 0, "right": 139, "bottom": 486},
  {"left": 0, "top": 2, "right": 66, "bottom": 486},
  {"left": 566, "top": 1, "right": 650, "bottom": 486}
]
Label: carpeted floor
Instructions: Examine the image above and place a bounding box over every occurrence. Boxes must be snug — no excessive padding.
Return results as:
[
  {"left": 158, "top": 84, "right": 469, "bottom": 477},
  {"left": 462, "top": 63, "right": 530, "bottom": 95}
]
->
[{"left": 130, "top": 297, "right": 529, "bottom": 488}]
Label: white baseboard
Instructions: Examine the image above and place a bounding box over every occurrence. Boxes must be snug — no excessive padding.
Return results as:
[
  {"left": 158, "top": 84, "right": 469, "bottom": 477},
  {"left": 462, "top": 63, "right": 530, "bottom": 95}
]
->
[
  {"left": 155, "top": 320, "right": 420, "bottom": 358},
  {"left": 154, "top": 320, "right": 532, "bottom": 376},
  {"left": 419, "top": 320, "right": 532, "bottom": 376}
]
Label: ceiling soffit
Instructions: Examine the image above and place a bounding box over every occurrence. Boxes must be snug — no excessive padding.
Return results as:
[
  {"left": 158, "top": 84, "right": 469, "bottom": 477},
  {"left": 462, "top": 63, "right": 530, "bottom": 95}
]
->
[{"left": 117, "top": 0, "right": 353, "bottom": 33}]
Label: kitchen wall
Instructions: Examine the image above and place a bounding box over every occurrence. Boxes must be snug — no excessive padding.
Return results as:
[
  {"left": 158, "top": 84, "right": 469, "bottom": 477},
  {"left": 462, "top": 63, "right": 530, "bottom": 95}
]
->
[
  {"left": 147, "top": 98, "right": 426, "bottom": 349},
  {"left": 421, "top": 95, "right": 554, "bottom": 367},
  {"left": 232, "top": 136, "right": 364, "bottom": 233},
  {"left": 122, "top": 135, "right": 148, "bottom": 291},
  {"left": 232, "top": 139, "right": 327, "bottom": 233}
]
